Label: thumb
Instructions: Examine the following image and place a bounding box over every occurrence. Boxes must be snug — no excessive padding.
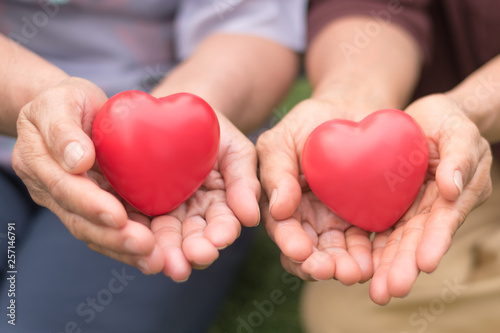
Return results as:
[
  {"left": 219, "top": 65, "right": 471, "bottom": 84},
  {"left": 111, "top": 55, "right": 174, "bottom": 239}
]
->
[
  {"left": 435, "top": 122, "right": 483, "bottom": 201},
  {"left": 24, "top": 77, "right": 107, "bottom": 174},
  {"left": 256, "top": 127, "right": 302, "bottom": 221}
]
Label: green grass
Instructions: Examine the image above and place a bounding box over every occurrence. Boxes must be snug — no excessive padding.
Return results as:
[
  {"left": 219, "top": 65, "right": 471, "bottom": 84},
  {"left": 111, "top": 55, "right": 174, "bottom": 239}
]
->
[{"left": 209, "top": 78, "right": 312, "bottom": 333}]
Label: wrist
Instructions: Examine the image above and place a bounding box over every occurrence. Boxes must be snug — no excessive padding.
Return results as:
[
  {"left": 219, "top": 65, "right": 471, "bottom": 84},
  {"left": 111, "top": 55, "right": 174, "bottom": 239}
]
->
[
  {"left": 311, "top": 76, "right": 403, "bottom": 122},
  {"left": 22, "top": 71, "right": 70, "bottom": 108},
  {"left": 444, "top": 89, "right": 497, "bottom": 139}
]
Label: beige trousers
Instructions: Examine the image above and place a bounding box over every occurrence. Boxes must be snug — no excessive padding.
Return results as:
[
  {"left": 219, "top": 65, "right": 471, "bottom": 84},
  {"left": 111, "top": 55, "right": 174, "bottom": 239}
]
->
[{"left": 301, "top": 159, "right": 500, "bottom": 333}]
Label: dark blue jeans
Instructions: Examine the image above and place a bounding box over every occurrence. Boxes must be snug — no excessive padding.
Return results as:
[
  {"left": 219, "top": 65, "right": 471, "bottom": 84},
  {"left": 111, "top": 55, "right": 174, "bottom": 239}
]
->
[{"left": 0, "top": 168, "right": 252, "bottom": 332}]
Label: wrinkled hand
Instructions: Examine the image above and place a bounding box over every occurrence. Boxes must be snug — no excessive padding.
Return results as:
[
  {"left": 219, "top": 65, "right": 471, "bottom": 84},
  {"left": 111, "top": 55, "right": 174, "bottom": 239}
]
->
[
  {"left": 257, "top": 99, "right": 374, "bottom": 284},
  {"left": 13, "top": 78, "right": 261, "bottom": 282},
  {"left": 369, "top": 94, "right": 493, "bottom": 304},
  {"left": 150, "top": 114, "right": 261, "bottom": 282},
  {"left": 13, "top": 77, "right": 165, "bottom": 275}
]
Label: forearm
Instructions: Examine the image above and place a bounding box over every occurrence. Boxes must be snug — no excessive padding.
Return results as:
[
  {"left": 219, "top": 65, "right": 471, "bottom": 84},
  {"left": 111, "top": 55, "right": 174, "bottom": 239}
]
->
[
  {"left": 307, "top": 17, "right": 422, "bottom": 119},
  {"left": 446, "top": 55, "right": 500, "bottom": 143},
  {"left": 150, "top": 34, "right": 299, "bottom": 134},
  {"left": 0, "top": 34, "right": 69, "bottom": 136}
]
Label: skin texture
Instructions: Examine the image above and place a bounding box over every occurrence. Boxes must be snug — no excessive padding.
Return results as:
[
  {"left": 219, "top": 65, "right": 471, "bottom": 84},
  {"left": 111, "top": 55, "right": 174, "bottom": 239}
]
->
[
  {"left": 257, "top": 17, "right": 496, "bottom": 304},
  {"left": 4, "top": 33, "right": 298, "bottom": 280}
]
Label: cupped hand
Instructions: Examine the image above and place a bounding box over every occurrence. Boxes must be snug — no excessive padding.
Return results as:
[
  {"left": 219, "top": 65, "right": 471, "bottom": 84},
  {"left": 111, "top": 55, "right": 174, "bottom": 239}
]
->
[
  {"left": 151, "top": 113, "right": 261, "bottom": 282},
  {"left": 369, "top": 94, "right": 493, "bottom": 305},
  {"left": 12, "top": 77, "right": 164, "bottom": 275},
  {"left": 257, "top": 99, "right": 374, "bottom": 284}
]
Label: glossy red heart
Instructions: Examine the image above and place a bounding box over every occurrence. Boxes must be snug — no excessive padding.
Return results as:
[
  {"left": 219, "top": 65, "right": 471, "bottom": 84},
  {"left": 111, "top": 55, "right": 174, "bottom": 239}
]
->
[
  {"left": 302, "top": 109, "right": 428, "bottom": 232},
  {"left": 92, "top": 90, "right": 220, "bottom": 216}
]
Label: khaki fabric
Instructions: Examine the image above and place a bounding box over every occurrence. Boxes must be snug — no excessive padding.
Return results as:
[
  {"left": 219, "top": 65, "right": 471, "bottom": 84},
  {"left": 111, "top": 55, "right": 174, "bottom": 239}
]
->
[{"left": 301, "top": 160, "right": 500, "bottom": 333}]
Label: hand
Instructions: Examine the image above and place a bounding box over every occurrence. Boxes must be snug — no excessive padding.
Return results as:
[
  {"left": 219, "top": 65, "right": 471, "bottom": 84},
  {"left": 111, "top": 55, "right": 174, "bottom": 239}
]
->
[
  {"left": 257, "top": 99, "right": 374, "bottom": 284},
  {"left": 12, "top": 77, "right": 164, "bottom": 275},
  {"left": 369, "top": 94, "right": 493, "bottom": 304},
  {"left": 150, "top": 113, "right": 261, "bottom": 281}
]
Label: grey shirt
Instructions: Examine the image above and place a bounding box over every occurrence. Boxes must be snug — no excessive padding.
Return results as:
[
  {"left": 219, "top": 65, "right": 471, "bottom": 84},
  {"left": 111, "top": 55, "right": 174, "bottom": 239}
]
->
[{"left": 0, "top": 0, "right": 306, "bottom": 166}]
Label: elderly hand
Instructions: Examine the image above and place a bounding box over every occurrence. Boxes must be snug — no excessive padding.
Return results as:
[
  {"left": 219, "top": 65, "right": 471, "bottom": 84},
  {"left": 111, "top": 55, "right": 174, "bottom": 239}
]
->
[
  {"left": 151, "top": 113, "right": 261, "bottom": 281},
  {"left": 369, "top": 94, "right": 493, "bottom": 304},
  {"left": 13, "top": 79, "right": 262, "bottom": 282},
  {"left": 257, "top": 99, "right": 374, "bottom": 284},
  {"left": 13, "top": 77, "right": 164, "bottom": 275}
]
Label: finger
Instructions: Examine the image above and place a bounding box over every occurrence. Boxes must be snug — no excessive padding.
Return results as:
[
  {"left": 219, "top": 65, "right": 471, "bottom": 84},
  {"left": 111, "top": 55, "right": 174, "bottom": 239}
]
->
[
  {"left": 87, "top": 243, "right": 164, "bottom": 275},
  {"left": 372, "top": 229, "right": 393, "bottom": 271},
  {"left": 219, "top": 129, "right": 261, "bottom": 226},
  {"left": 387, "top": 215, "right": 426, "bottom": 298},
  {"left": 261, "top": 198, "right": 314, "bottom": 262},
  {"left": 12, "top": 133, "right": 128, "bottom": 228},
  {"left": 54, "top": 208, "right": 156, "bottom": 255},
  {"left": 279, "top": 222, "right": 319, "bottom": 280},
  {"left": 301, "top": 249, "right": 335, "bottom": 281},
  {"left": 369, "top": 267, "right": 392, "bottom": 305},
  {"left": 182, "top": 215, "right": 219, "bottom": 266},
  {"left": 257, "top": 127, "right": 302, "bottom": 221},
  {"left": 345, "top": 227, "right": 373, "bottom": 283},
  {"left": 417, "top": 152, "right": 492, "bottom": 273},
  {"left": 204, "top": 201, "right": 241, "bottom": 249},
  {"left": 41, "top": 198, "right": 156, "bottom": 257},
  {"left": 369, "top": 227, "right": 404, "bottom": 305},
  {"left": 303, "top": 229, "right": 361, "bottom": 284},
  {"left": 23, "top": 78, "right": 107, "bottom": 174},
  {"left": 280, "top": 253, "right": 316, "bottom": 281},
  {"left": 435, "top": 120, "right": 486, "bottom": 201},
  {"left": 151, "top": 215, "right": 192, "bottom": 282}
]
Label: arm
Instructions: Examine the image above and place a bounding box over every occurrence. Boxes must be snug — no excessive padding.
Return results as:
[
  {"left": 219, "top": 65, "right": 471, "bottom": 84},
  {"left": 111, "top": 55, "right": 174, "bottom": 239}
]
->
[
  {"left": 3, "top": 34, "right": 165, "bottom": 276},
  {"left": 308, "top": 16, "right": 421, "bottom": 113},
  {"left": 446, "top": 54, "right": 500, "bottom": 143},
  {"left": 7, "top": 0, "right": 303, "bottom": 281},
  {"left": 151, "top": 34, "right": 298, "bottom": 134},
  {"left": 258, "top": 3, "right": 493, "bottom": 306},
  {"left": 0, "top": 34, "right": 68, "bottom": 135},
  {"left": 257, "top": 15, "right": 423, "bottom": 284}
]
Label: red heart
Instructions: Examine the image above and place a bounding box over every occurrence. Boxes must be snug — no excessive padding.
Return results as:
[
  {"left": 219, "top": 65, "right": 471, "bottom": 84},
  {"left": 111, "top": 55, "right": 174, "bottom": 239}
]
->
[
  {"left": 302, "top": 109, "right": 428, "bottom": 232},
  {"left": 92, "top": 90, "right": 220, "bottom": 216}
]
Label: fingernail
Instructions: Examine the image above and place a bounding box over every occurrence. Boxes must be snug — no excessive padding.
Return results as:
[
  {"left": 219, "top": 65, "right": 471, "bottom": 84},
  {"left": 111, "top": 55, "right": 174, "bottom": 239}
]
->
[
  {"left": 269, "top": 189, "right": 278, "bottom": 212},
  {"left": 309, "top": 275, "right": 320, "bottom": 281},
  {"left": 124, "top": 238, "right": 141, "bottom": 253},
  {"left": 290, "top": 258, "right": 304, "bottom": 264},
  {"left": 99, "top": 213, "right": 118, "bottom": 228},
  {"left": 64, "top": 141, "right": 84, "bottom": 169},
  {"left": 255, "top": 203, "right": 261, "bottom": 226},
  {"left": 217, "top": 244, "right": 229, "bottom": 250},
  {"left": 454, "top": 170, "right": 463, "bottom": 195},
  {"left": 172, "top": 276, "right": 189, "bottom": 283},
  {"left": 137, "top": 259, "right": 151, "bottom": 274}
]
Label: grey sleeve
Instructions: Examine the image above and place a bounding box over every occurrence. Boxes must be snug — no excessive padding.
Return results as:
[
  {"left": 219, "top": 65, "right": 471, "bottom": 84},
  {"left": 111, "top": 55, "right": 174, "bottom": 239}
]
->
[{"left": 174, "top": 0, "right": 307, "bottom": 60}]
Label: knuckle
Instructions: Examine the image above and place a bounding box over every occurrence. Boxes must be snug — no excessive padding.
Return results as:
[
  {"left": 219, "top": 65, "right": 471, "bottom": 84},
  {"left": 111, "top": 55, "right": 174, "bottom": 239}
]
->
[
  {"left": 66, "top": 216, "right": 88, "bottom": 241},
  {"left": 50, "top": 119, "right": 73, "bottom": 140},
  {"left": 46, "top": 175, "right": 66, "bottom": 203}
]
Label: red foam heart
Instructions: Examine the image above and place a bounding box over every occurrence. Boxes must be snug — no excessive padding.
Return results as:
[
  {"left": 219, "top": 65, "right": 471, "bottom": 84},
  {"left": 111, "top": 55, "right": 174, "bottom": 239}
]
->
[
  {"left": 92, "top": 90, "right": 220, "bottom": 216},
  {"left": 302, "top": 109, "right": 428, "bottom": 232}
]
